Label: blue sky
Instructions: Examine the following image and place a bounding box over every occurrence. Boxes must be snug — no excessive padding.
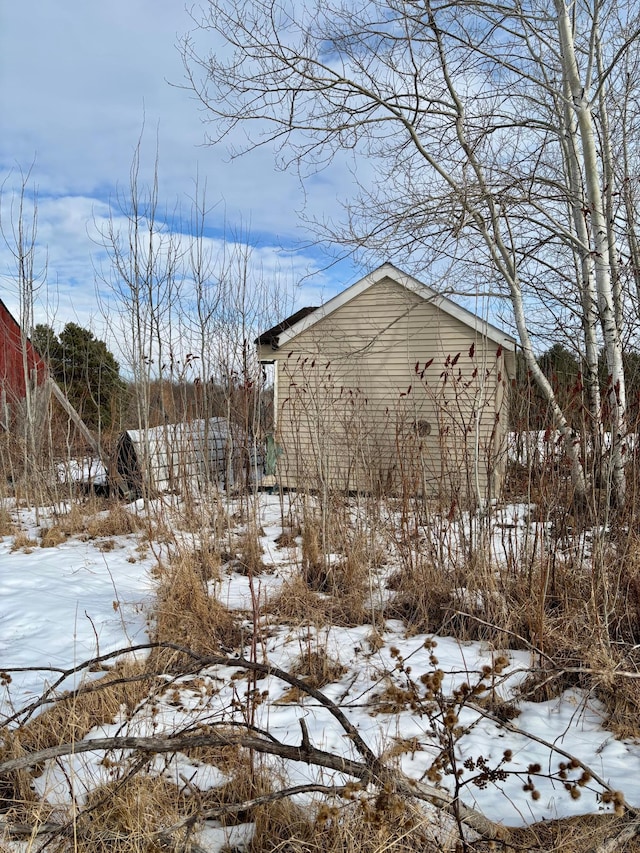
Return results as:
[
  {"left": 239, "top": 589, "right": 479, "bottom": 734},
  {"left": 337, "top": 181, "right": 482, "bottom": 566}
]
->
[{"left": 0, "top": 1, "right": 364, "bottom": 345}]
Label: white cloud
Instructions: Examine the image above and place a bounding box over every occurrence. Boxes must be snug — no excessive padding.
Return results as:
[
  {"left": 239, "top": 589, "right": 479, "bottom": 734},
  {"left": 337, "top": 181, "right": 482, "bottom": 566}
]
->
[
  {"left": 0, "top": 0, "right": 371, "bottom": 350},
  {"left": 0, "top": 0, "right": 363, "bottom": 236},
  {"left": 0, "top": 175, "right": 348, "bottom": 378}
]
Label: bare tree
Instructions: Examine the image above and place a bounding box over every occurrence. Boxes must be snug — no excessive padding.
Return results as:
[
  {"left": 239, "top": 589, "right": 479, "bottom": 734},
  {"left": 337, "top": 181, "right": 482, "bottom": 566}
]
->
[
  {"left": 97, "top": 142, "right": 184, "bottom": 435},
  {"left": 211, "top": 231, "right": 292, "bottom": 492},
  {"left": 182, "top": 0, "right": 640, "bottom": 508},
  {"left": 0, "top": 167, "right": 49, "bottom": 504}
]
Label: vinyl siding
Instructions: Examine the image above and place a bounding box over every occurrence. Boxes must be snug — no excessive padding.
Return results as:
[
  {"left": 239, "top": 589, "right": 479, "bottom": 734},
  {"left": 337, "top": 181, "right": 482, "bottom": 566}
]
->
[{"left": 262, "top": 277, "right": 512, "bottom": 500}]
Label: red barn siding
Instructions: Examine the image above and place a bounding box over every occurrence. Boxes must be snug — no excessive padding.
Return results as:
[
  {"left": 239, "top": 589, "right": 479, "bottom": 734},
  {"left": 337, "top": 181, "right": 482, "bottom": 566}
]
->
[{"left": 0, "top": 300, "right": 48, "bottom": 404}]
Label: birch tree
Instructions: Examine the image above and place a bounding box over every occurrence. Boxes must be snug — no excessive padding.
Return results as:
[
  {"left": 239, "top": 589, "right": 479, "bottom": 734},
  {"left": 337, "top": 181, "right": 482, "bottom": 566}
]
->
[{"left": 182, "top": 0, "right": 640, "bottom": 507}]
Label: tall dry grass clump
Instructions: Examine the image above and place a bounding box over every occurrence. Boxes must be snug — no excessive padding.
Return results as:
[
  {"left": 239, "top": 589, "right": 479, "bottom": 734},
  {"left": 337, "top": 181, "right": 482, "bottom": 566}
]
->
[
  {"left": 0, "top": 729, "right": 45, "bottom": 826},
  {"left": 85, "top": 503, "right": 145, "bottom": 538},
  {"left": 265, "top": 574, "right": 335, "bottom": 626},
  {"left": 154, "top": 551, "right": 242, "bottom": 658},
  {"left": 609, "top": 530, "right": 640, "bottom": 643},
  {"left": 199, "top": 757, "right": 445, "bottom": 853},
  {"left": 278, "top": 643, "right": 347, "bottom": 702},
  {"left": 0, "top": 505, "right": 15, "bottom": 537},
  {"left": 248, "top": 793, "right": 446, "bottom": 852},
  {"left": 297, "top": 505, "right": 373, "bottom": 625},
  {"left": 488, "top": 445, "right": 640, "bottom": 734},
  {"left": 301, "top": 514, "right": 324, "bottom": 589},
  {"left": 55, "top": 775, "right": 199, "bottom": 853},
  {"left": 237, "top": 523, "right": 267, "bottom": 574},
  {"left": 39, "top": 500, "right": 145, "bottom": 547},
  {"left": 507, "top": 812, "right": 640, "bottom": 853},
  {"left": 381, "top": 502, "right": 507, "bottom": 641}
]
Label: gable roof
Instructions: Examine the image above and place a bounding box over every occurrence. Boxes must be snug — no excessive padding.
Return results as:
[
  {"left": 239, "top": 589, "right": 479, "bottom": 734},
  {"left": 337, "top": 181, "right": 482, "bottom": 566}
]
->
[{"left": 258, "top": 263, "right": 516, "bottom": 351}]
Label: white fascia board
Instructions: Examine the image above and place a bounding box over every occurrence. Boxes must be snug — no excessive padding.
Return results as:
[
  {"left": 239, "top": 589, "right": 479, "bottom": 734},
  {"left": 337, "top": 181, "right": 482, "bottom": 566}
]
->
[
  {"left": 275, "top": 266, "right": 387, "bottom": 347},
  {"left": 275, "top": 263, "right": 516, "bottom": 351}
]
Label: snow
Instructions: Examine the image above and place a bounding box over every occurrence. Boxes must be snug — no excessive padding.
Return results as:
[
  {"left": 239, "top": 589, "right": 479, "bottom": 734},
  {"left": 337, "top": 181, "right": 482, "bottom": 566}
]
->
[
  {"left": 57, "top": 457, "right": 108, "bottom": 486},
  {"left": 1, "top": 493, "right": 640, "bottom": 851},
  {"left": 0, "top": 504, "right": 155, "bottom": 713}
]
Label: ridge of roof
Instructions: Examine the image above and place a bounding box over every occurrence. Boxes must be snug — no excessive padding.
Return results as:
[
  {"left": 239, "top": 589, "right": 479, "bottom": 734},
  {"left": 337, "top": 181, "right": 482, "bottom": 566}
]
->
[{"left": 259, "top": 263, "right": 516, "bottom": 351}]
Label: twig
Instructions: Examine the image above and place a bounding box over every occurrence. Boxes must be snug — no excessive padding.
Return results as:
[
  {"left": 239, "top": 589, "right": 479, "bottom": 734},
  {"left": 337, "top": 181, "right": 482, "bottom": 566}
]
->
[
  {"left": 588, "top": 818, "right": 640, "bottom": 853},
  {"left": 468, "top": 701, "right": 639, "bottom": 818},
  {"left": 3, "top": 641, "right": 157, "bottom": 726}
]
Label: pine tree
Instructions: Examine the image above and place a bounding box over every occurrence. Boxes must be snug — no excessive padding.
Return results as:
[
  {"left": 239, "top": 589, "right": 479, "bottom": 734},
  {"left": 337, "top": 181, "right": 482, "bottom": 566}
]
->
[{"left": 32, "top": 322, "right": 124, "bottom": 431}]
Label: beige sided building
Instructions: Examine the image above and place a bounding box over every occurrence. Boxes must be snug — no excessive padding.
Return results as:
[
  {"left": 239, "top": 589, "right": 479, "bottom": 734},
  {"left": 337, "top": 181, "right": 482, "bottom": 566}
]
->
[{"left": 257, "top": 264, "right": 516, "bottom": 504}]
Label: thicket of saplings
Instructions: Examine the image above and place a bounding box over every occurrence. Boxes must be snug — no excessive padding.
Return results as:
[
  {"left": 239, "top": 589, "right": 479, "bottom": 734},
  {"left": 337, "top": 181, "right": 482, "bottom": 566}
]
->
[{"left": 1, "top": 377, "right": 640, "bottom": 853}]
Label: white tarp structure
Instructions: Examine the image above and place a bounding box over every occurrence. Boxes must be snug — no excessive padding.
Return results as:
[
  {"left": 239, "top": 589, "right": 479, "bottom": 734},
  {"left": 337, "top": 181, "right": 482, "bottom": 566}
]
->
[{"left": 116, "top": 418, "right": 239, "bottom": 496}]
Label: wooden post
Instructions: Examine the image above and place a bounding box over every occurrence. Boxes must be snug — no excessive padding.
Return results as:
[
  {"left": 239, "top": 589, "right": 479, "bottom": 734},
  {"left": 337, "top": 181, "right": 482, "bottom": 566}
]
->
[
  {"left": 47, "top": 379, "right": 103, "bottom": 457},
  {"left": 46, "top": 379, "right": 128, "bottom": 495}
]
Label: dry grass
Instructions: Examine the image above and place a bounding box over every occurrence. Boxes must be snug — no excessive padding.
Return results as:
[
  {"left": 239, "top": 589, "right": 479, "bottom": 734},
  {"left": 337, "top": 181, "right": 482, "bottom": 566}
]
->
[
  {"left": 249, "top": 796, "right": 318, "bottom": 851},
  {"left": 266, "top": 574, "right": 335, "bottom": 626},
  {"left": 8, "top": 659, "right": 151, "bottom": 756},
  {"left": 182, "top": 725, "right": 246, "bottom": 773},
  {"left": 0, "top": 658, "right": 154, "bottom": 828},
  {"left": 505, "top": 812, "right": 640, "bottom": 852},
  {"left": 154, "top": 551, "right": 243, "bottom": 658},
  {"left": 5, "top": 465, "right": 640, "bottom": 851},
  {"left": 280, "top": 646, "right": 347, "bottom": 702},
  {"left": 236, "top": 525, "right": 267, "bottom": 574},
  {"left": 298, "top": 519, "right": 371, "bottom": 625},
  {"left": 612, "top": 533, "right": 640, "bottom": 642},
  {"left": 58, "top": 774, "right": 198, "bottom": 853},
  {"left": 289, "top": 647, "right": 347, "bottom": 689},
  {"left": 0, "top": 729, "right": 46, "bottom": 820},
  {"left": 266, "top": 571, "right": 368, "bottom": 628},
  {"left": 200, "top": 760, "right": 446, "bottom": 853},
  {"left": 301, "top": 516, "right": 324, "bottom": 586},
  {"left": 385, "top": 555, "right": 454, "bottom": 635},
  {"left": 188, "top": 545, "right": 222, "bottom": 583},
  {"left": 202, "top": 761, "right": 274, "bottom": 826},
  {"left": 249, "top": 795, "right": 449, "bottom": 853},
  {"left": 174, "top": 499, "right": 230, "bottom": 538},
  {"left": 49, "top": 502, "right": 92, "bottom": 536},
  {"left": 589, "top": 644, "right": 640, "bottom": 739},
  {"left": 38, "top": 502, "right": 145, "bottom": 549},
  {"left": 10, "top": 531, "right": 38, "bottom": 551},
  {"left": 377, "top": 498, "right": 640, "bottom": 744},
  {"left": 274, "top": 525, "right": 301, "bottom": 549},
  {"left": 0, "top": 506, "right": 15, "bottom": 537},
  {"left": 40, "top": 524, "right": 67, "bottom": 547},
  {"left": 86, "top": 504, "right": 144, "bottom": 538}
]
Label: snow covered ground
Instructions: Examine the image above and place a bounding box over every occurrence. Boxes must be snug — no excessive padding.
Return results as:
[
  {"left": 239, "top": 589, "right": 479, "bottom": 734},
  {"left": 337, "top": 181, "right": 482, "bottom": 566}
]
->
[
  {"left": 0, "top": 504, "right": 156, "bottom": 712},
  {"left": 1, "top": 494, "right": 640, "bottom": 849}
]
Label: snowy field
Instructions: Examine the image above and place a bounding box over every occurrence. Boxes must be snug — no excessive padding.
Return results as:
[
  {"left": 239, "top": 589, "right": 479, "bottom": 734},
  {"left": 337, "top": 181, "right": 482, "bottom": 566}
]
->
[
  {"left": 0, "top": 506, "right": 155, "bottom": 711},
  {"left": 1, "top": 494, "right": 640, "bottom": 849}
]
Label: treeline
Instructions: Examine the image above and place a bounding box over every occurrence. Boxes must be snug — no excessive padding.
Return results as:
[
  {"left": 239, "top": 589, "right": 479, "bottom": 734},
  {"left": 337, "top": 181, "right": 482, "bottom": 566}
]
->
[
  {"left": 511, "top": 343, "right": 640, "bottom": 433},
  {"left": 32, "top": 322, "right": 272, "bottom": 440}
]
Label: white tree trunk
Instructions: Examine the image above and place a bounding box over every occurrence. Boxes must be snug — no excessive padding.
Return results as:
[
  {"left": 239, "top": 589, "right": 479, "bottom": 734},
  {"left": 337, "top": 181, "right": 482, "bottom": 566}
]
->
[
  {"left": 559, "top": 79, "right": 601, "bottom": 443},
  {"left": 555, "top": 0, "right": 627, "bottom": 505}
]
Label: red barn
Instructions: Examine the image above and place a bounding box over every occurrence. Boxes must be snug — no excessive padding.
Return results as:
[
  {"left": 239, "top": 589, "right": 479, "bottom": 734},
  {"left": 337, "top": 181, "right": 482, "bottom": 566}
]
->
[
  {"left": 0, "top": 298, "right": 48, "bottom": 425},
  {"left": 0, "top": 301, "right": 110, "bottom": 491}
]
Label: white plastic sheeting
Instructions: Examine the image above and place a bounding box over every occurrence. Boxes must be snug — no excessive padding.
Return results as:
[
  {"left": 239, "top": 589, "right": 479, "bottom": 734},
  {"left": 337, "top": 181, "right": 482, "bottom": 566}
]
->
[{"left": 116, "top": 418, "right": 246, "bottom": 496}]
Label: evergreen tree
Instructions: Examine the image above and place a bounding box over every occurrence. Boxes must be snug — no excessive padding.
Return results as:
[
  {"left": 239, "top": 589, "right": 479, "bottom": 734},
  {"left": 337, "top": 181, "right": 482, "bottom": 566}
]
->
[{"left": 32, "top": 322, "right": 124, "bottom": 431}]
